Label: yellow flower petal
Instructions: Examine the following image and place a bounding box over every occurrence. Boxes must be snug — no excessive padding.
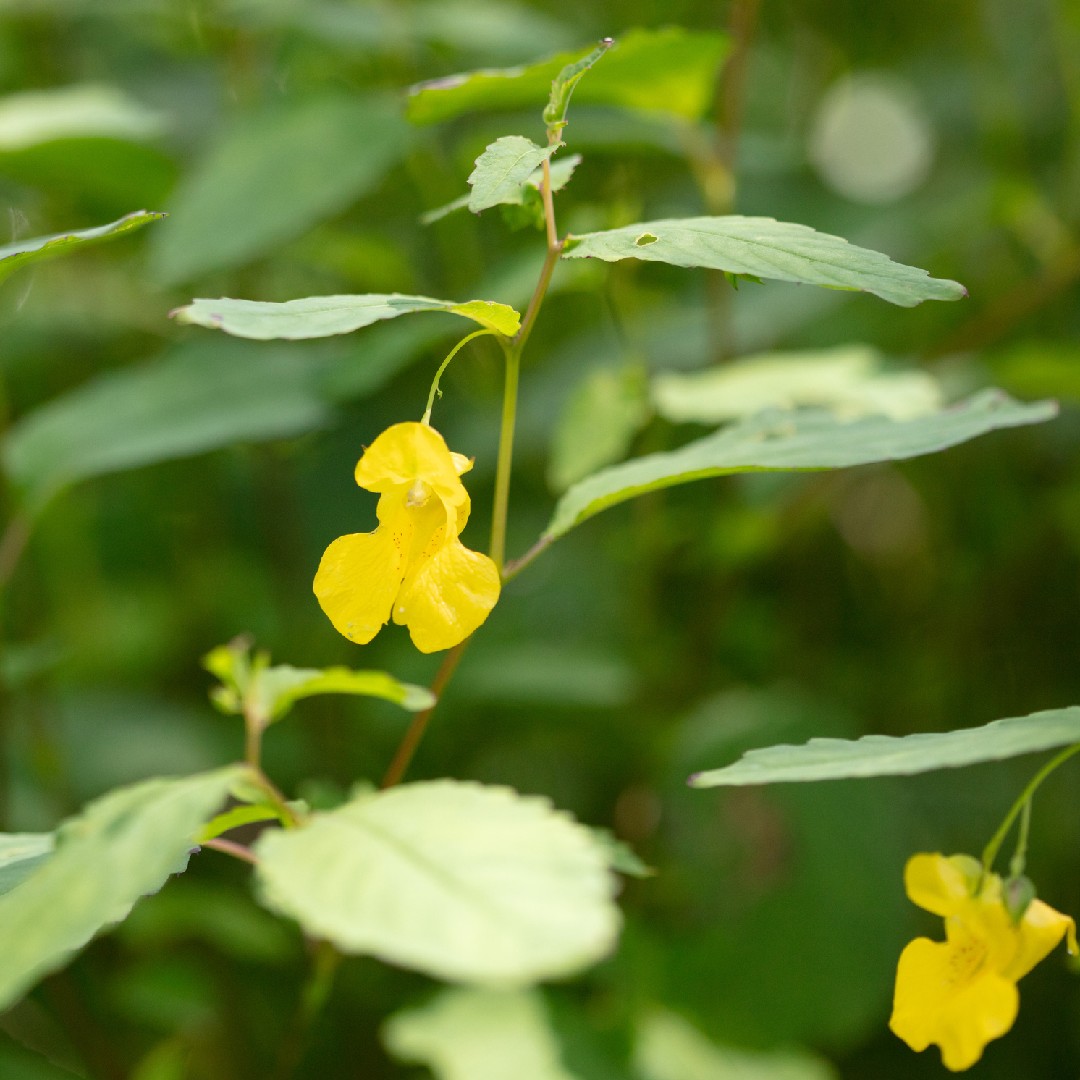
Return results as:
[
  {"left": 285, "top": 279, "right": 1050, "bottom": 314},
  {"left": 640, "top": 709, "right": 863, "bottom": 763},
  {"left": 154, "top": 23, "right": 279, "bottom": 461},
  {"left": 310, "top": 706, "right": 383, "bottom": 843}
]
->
[
  {"left": 313, "top": 528, "right": 405, "bottom": 644},
  {"left": 392, "top": 539, "right": 501, "bottom": 653},
  {"left": 450, "top": 451, "right": 473, "bottom": 476},
  {"left": 905, "top": 853, "right": 981, "bottom": 916},
  {"left": 890, "top": 935, "right": 1019, "bottom": 1071},
  {"left": 1002, "top": 898, "right": 1077, "bottom": 981},
  {"left": 354, "top": 422, "right": 468, "bottom": 513}
]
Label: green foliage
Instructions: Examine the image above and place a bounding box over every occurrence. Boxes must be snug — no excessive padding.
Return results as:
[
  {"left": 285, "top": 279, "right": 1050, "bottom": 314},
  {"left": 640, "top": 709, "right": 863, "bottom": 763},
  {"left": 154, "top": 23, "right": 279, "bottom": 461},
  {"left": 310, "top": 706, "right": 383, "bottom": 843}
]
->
[
  {"left": 691, "top": 707, "right": 1080, "bottom": 787},
  {"left": 0, "top": 767, "right": 242, "bottom": 1010},
  {"left": 0, "top": 833, "right": 54, "bottom": 896},
  {"left": 0, "top": 210, "right": 164, "bottom": 284},
  {"left": 171, "top": 293, "right": 521, "bottom": 340},
  {"left": 545, "top": 390, "right": 1055, "bottom": 540},
  {"left": 562, "top": 217, "right": 967, "bottom": 306},
  {"left": 468, "top": 136, "right": 559, "bottom": 212},
  {"left": 254, "top": 781, "right": 621, "bottom": 984}
]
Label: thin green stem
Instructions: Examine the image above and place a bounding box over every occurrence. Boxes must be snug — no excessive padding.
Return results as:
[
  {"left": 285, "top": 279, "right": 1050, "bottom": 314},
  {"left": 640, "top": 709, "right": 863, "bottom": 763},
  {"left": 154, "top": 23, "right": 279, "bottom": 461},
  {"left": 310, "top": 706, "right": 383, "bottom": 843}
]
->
[
  {"left": 423, "top": 328, "right": 497, "bottom": 424},
  {"left": 380, "top": 640, "right": 468, "bottom": 788},
  {"left": 502, "top": 533, "right": 553, "bottom": 582},
  {"left": 981, "top": 741, "right": 1080, "bottom": 872},
  {"left": 489, "top": 338, "right": 519, "bottom": 573},
  {"left": 1009, "top": 799, "right": 1032, "bottom": 879},
  {"left": 204, "top": 836, "right": 260, "bottom": 865}
]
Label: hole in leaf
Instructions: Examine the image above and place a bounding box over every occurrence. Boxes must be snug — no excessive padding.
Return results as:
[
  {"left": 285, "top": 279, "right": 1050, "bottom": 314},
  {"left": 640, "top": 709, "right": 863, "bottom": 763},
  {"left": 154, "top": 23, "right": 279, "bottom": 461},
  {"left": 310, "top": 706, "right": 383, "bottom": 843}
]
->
[{"left": 635, "top": 232, "right": 658, "bottom": 247}]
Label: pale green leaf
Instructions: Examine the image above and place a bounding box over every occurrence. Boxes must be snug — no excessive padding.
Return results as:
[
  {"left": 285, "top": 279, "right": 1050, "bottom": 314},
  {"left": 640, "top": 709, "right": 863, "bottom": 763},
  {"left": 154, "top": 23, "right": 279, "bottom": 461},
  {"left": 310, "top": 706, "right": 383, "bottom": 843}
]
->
[
  {"left": 543, "top": 38, "right": 613, "bottom": 130},
  {"left": 0, "top": 767, "right": 242, "bottom": 1011},
  {"left": 254, "top": 780, "right": 619, "bottom": 984},
  {"left": 2, "top": 338, "right": 332, "bottom": 516},
  {"left": 0, "top": 84, "right": 163, "bottom": 149},
  {"left": 408, "top": 28, "right": 729, "bottom": 125},
  {"left": 0, "top": 834, "right": 54, "bottom": 897},
  {"left": 423, "top": 154, "right": 581, "bottom": 223},
  {"left": 636, "top": 1010, "right": 836, "bottom": 1080},
  {"left": 689, "top": 706, "right": 1080, "bottom": 787},
  {"left": 385, "top": 988, "right": 576, "bottom": 1080},
  {"left": 149, "top": 95, "right": 409, "bottom": 283},
  {"left": 252, "top": 664, "right": 436, "bottom": 720},
  {"left": 591, "top": 829, "right": 653, "bottom": 878},
  {"left": 467, "top": 136, "right": 558, "bottom": 212},
  {"left": 172, "top": 293, "right": 520, "bottom": 340},
  {"left": 562, "top": 216, "right": 967, "bottom": 307},
  {"left": 544, "top": 390, "right": 1055, "bottom": 540},
  {"left": 0, "top": 210, "right": 164, "bottom": 285},
  {"left": 549, "top": 363, "right": 651, "bottom": 490},
  {"left": 653, "top": 346, "right": 942, "bottom": 424},
  {"left": 195, "top": 804, "right": 285, "bottom": 842}
]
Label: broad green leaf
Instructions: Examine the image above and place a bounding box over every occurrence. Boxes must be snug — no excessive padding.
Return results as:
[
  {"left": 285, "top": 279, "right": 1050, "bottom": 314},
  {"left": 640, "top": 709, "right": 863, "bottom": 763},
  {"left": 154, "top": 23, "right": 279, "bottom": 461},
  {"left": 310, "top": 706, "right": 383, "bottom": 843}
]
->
[
  {"left": 408, "top": 28, "right": 729, "bottom": 125},
  {"left": 0, "top": 84, "right": 163, "bottom": 149},
  {"left": 543, "top": 38, "right": 613, "bottom": 131},
  {"left": 690, "top": 706, "right": 1080, "bottom": 787},
  {"left": 254, "top": 780, "right": 619, "bottom": 984},
  {"left": 149, "top": 95, "right": 409, "bottom": 283},
  {"left": 635, "top": 1010, "right": 836, "bottom": 1080},
  {"left": 0, "top": 834, "right": 54, "bottom": 897},
  {"left": 172, "top": 293, "right": 520, "bottom": 340},
  {"left": 562, "top": 216, "right": 967, "bottom": 307},
  {"left": 252, "top": 664, "right": 436, "bottom": 720},
  {"left": 468, "top": 136, "right": 558, "bottom": 212},
  {"left": 0, "top": 210, "right": 164, "bottom": 286},
  {"left": 423, "top": 154, "right": 581, "bottom": 224},
  {"left": 385, "top": 988, "right": 577, "bottom": 1080},
  {"left": 544, "top": 390, "right": 1055, "bottom": 540},
  {"left": 653, "top": 346, "right": 942, "bottom": 424},
  {"left": 549, "top": 363, "right": 651, "bottom": 491},
  {"left": 0, "top": 767, "right": 242, "bottom": 1011},
  {"left": 2, "top": 338, "right": 332, "bottom": 516}
]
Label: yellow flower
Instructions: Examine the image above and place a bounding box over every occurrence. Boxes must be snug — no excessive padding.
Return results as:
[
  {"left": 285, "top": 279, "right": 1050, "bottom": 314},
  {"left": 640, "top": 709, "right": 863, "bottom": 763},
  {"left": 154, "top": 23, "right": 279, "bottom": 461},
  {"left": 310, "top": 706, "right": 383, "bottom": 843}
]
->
[
  {"left": 313, "top": 421, "right": 501, "bottom": 653},
  {"left": 889, "top": 852, "right": 1077, "bottom": 1071}
]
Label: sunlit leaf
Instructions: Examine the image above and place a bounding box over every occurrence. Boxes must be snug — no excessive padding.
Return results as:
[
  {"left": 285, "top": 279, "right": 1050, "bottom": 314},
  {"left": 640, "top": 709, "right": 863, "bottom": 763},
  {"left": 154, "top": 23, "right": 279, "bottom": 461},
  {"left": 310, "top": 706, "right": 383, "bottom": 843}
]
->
[
  {"left": 2, "top": 339, "right": 332, "bottom": 516},
  {"left": 408, "top": 27, "right": 728, "bottom": 125},
  {"left": 172, "top": 293, "right": 520, "bottom": 340},
  {"left": 636, "top": 1010, "right": 836, "bottom": 1080},
  {"left": 652, "top": 345, "right": 942, "bottom": 424},
  {"left": 0, "top": 84, "right": 163, "bottom": 149},
  {"left": 0, "top": 210, "right": 164, "bottom": 285},
  {"left": 0, "top": 834, "right": 54, "bottom": 897},
  {"left": 254, "top": 780, "right": 619, "bottom": 984},
  {"left": 689, "top": 706, "right": 1080, "bottom": 787},
  {"left": 468, "top": 136, "right": 558, "bottom": 212},
  {"left": 562, "top": 216, "right": 967, "bottom": 306},
  {"left": 0, "top": 767, "right": 242, "bottom": 1011},
  {"left": 544, "top": 390, "right": 1055, "bottom": 540},
  {"left": 385, "top": 988, "right": 577, "bottom": 1080},
  {"left": 252, "top": 665, "right": 435, "bottom": 720},
  {"left": 149, "top": 95, "right": 409, "bottom": 283}
]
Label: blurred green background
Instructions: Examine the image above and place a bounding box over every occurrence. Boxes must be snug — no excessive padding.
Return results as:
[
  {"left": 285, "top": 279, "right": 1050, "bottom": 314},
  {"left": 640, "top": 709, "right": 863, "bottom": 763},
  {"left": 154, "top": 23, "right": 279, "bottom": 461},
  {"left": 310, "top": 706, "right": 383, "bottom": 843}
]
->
[{"left": 1, "top": 0, "right": 1078, "bottom": 1077}]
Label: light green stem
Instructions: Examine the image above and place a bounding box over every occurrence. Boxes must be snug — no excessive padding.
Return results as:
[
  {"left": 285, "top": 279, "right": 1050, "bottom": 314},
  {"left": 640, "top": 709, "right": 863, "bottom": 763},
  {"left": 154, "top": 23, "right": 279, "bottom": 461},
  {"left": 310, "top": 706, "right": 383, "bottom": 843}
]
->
[
  {"left": 981, "top": 741, "right": 1080, "bottom": 872},
  {"left": 423, "top": 328, "right": 497, "bottom": 424},
  {"left": 489, "top": 338, "right": 519, "bottom": 572}
]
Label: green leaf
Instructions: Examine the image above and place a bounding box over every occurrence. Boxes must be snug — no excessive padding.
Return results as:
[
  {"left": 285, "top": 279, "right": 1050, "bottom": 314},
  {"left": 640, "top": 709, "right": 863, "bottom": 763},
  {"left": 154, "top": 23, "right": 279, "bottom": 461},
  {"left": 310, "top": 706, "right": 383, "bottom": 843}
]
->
[
  {"left": 467, "top": 136, "right": 558, "bottom": 213},
  {"left": 195, "top": 804, "right": 286, "bottom": 843},
  {"left": 0, "top": 767, "right": 242, "bottom": 1011},
  {"left": 148, "top": 95, "right": 409, "bottom": 283},
  {"left": 549, "top": 363, "right": 651, "bottom": 491},
  {"left": 385, "top": 988, "right": 577, "bottom": 1080},
  {"left": 0, "top": 84, "right": 163, "bottom": 149},
  {"left": 653, "top": 345, "right": 942, "bottom": 424},
  {"left": 0, "top": 834, "right": 54, "bottom": 897},
  {"left": 0, "top": 210, "right": 164, "bottom": 285},
  {"left": 408, "top": 28, "right": 729, "bottom": 125},
  {"left": 543, "top": 38, "right": 614, "bottom": 131},
  {"left": 252, "top": 664, "right": 436, "bottom": 720},
  {"left": 423, "top": 154, "right": 581, "bottom": 224},
  {"left": 544, "top": 390, "right": 1056, "bottom": 541},
  {"left": 635, "top": 1010, "right": 836, "bottom": 1080},
  {"left": 254, "top": 780, "right": 620, "bottom": 984},
  {"left": 171, "top": 293, "right": 521, "bottom": 340},
  {"left": 2, "top": 338, "right": 332, "bottom": 516},
  {"left": 591, "top": 829, "right": 653, "bottom": 879},
  {"left": 562, "top": 216, "right": 967, "bottom": 307},
  {"left": 689, "top": 706, "right": 1080, "bottom": 787}
]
